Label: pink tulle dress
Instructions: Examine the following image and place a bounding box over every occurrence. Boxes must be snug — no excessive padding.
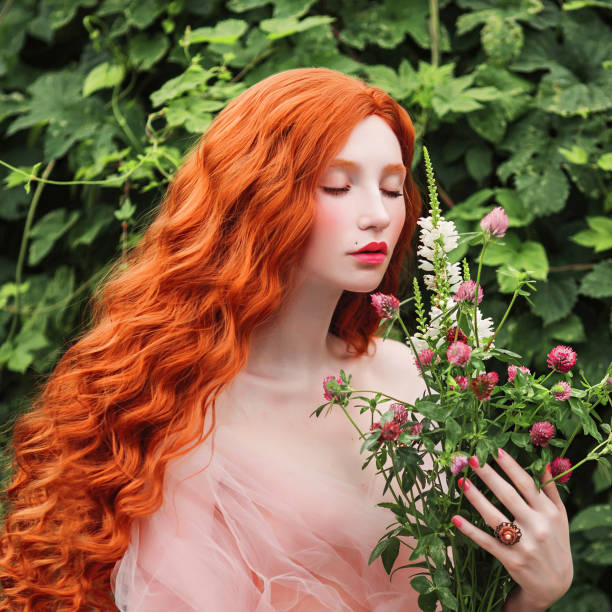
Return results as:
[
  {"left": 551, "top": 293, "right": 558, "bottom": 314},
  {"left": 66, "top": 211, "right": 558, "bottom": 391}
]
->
[{"left": 111, "top": 386, "right": 420, "bottom": 611}]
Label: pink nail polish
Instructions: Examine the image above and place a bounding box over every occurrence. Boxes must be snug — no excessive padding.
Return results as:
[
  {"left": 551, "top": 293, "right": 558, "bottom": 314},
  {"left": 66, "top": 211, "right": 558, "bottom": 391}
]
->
[
  {"left": 497, "top": 448, "right": 506, "bottom": 458},
  {"left": 469, "top": 455, "right": 480, "bottom": 469},
  {"left": 452, "top": 515, "right": 462, "bottom": 528},
  {"left": 457, "top": 477, "right": 470, "bottom": 491}
]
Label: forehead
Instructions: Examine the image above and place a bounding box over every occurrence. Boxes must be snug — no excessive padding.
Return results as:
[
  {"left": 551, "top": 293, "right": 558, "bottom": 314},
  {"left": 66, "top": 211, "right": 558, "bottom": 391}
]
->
[{"left": 328, "top": 115, "right": 404, "bottom": 169}]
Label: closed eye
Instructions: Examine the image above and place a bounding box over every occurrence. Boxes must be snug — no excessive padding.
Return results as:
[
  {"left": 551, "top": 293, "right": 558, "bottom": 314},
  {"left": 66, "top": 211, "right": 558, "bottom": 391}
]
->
[{"left": 322, "top": 186, "right": 403, "bottom": 198}]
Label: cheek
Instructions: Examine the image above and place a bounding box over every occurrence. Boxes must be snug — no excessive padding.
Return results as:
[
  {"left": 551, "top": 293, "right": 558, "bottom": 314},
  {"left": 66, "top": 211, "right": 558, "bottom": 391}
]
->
[{"left": 311, "top": 200, "right": 346, "bottom": 243}]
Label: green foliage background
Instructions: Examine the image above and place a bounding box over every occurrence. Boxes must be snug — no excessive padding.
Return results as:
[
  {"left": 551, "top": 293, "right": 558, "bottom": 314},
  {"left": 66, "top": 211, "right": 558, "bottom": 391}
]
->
[{"left": 0, "top": 0, "right": 610, "bottom": 608}]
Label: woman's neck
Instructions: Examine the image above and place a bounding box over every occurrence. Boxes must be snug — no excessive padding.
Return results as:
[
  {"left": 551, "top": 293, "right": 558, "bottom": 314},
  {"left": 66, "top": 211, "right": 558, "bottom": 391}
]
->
[{"left": 243, "top": 277, "right": 348, "bottom": 386}]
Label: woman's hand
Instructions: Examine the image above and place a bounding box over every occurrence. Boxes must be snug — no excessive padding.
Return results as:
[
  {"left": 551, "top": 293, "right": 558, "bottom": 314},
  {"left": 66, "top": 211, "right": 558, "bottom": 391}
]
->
[{"left": 451, "top": 448, "right": 573, "bottom": 611}]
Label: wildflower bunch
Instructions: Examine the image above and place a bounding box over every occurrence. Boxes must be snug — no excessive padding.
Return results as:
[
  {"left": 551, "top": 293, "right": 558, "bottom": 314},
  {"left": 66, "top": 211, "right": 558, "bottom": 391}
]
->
[{"left": 313, "top": 148, "right": 611, "bottom": 612}]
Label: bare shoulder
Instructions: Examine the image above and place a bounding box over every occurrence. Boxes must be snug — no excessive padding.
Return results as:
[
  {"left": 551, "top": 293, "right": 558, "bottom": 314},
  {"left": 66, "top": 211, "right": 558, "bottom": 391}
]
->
[{"left": 359, "top": 336, "right": 426, "bottom": 405}]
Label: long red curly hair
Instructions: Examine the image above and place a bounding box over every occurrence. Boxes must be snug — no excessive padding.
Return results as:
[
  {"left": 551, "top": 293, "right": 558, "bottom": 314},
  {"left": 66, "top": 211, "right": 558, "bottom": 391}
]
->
[{"left": 0, "top": 68, "right": 421, "bottom": 610}]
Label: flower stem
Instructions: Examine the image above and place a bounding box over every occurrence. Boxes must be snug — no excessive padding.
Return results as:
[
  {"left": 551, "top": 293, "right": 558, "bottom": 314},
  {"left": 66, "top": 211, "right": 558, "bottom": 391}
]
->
[
  {"left": 473, "top": 237, "right": 488, "bottom": 348},
  {"left": 485, "top": 286, "right": 520, "bottom": 351},
  {"left": 397, "top": 316, "right": 433, "bottom": 395}
]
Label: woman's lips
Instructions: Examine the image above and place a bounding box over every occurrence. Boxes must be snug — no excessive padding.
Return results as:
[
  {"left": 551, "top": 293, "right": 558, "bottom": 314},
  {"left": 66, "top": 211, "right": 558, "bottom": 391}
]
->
[
  {"left": 350, "top": 241, "right": 388, "bottom": 264},
  {"left": 351, "top": 252, "right": 386, "bottom": 264}
]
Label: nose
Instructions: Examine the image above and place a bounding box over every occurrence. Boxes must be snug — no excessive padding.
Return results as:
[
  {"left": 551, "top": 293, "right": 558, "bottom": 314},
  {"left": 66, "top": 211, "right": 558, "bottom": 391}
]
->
[{"left": 357, "top": 187, "right": 391, "bottom": 231}]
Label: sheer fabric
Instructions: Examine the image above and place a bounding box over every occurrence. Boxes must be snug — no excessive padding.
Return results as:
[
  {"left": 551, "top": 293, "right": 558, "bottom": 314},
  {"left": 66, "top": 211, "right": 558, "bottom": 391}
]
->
[{"left": 112, "top": 391, "right": 420, "bottom": 611}]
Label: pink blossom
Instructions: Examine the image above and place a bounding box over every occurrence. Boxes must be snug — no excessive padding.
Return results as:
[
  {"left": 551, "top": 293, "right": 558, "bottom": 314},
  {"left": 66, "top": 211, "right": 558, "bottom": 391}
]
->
[
  {"left": 508, "top": 365, "right": 531, "bottom": 383},
  {"left": 370, "top": 292, "right": 400, "bottom": 319},
  {"left": 450, "top": 454, "right": 469, "bottom": 475},
  {"left": 480, "top": 206, "right": 509, "bottom": 238},
  {"left": 410, "top": 422, "right": 422, "bottom": 436},
  {"left": 552, "top": 381, "right": 572, "bottom": 401},
  {"left": 530, "top": 421, "right": 555, "bottom": 447},
  {"left": 547, "top": 345, "right": 577, "bottom": 373},
  {"left": 371, "top": 420, "right": 401, "bottom": 442},
  {"left": 447, "top": 341, "right": 471, "bottom": 367},
  {"left": 415, "top": 348, "right": 437, "bottom": 371},
  {"left": 551, "top": 457, "right": 573, "bottom": 484},
  {"left": 446, "top": 326, "right": 468, "bottom": 344},
  {"left": 392, "top": 403, "right": 409, "bottom": 425},
  {"left": 322, "top": 375, "right": 343, "bottom": 401},
  {"left": 450, "top": 375, "right": 469, "bottom": 391},
  {"left": 453, "top": 280, "right": 483, "bottom": 305},
  {"left": 471, "top": 372, "right": 499, "bottom": 401}
]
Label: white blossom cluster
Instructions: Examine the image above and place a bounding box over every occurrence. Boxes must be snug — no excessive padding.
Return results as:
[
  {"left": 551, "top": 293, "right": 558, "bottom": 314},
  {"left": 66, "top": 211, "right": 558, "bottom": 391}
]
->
[
  {"left": 410, "top": 214, "right": 495, "bottom": 351},
  {"left": 416, "top": 216, "right": 463, "bottom": 294}
]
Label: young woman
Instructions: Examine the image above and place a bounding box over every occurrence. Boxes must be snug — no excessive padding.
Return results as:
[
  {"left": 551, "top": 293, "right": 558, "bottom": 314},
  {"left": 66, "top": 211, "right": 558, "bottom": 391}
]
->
[{"left": 0, "top": 68, "right": 572, "bottom": 611}]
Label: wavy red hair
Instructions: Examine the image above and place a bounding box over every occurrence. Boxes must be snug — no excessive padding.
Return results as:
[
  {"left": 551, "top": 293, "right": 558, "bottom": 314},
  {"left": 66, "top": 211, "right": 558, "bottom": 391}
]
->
[{"left": 0, "top": 68, "right": 421, "bottom": 610}]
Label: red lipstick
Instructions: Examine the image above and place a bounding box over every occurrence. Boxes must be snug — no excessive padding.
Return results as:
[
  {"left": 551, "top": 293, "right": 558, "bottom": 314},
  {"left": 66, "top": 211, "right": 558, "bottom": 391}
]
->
[{"left": 350, "top": 242, "right": 388, "bottom": 265}]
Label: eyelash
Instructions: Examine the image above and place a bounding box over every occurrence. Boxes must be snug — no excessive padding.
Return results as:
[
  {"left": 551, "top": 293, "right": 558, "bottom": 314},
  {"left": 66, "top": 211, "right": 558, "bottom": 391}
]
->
[{"left": 322, "top": 186, "right": 403, "bottom": 198}]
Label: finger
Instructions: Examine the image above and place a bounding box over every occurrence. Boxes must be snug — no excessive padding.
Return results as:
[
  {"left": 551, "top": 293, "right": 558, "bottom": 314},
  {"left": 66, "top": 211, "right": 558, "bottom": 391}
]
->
[
  {"left": 493, "top": 448, "right": 549, "bottom": 510},
  {"left": 469, "top": 455, "right": 531, "bottom": 520},
  {"left": 457, "top": 477, "right": 509, "bottom": 528},
  {"left": 538, "top": 462, "right": 566, "bottom": 513},
  {"left": 451, "top": 514, "right": 513, "bottom": 562}
]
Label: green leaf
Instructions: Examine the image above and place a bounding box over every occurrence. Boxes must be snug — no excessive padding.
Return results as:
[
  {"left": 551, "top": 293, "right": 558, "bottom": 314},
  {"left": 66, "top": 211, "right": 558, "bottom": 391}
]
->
[
  {"left": 597, "top": 152, "right": 612, "bottom": 171},
  {"left": 260, "top": 15, "right": 334, "bottom": 40},
  {"left": 82, "top": 63, "right": 125, "bottom": 97},
  {"left": 381, "top": 537, "right": 400, "bottom": 573},
  {"left": 571, "top": 217, "right": 612, "bottom": 252},
  {"left": 150, "top": 63, "right": 213, "bottom": 107},
  {"left": 579, "top": 260, "right": 612, "bottom": 298},
  {"left": 411, "top": 575, "right": 434, "bottom": 594},
  {"left": 570, "top": 504, "right": 612, "bottom": 531},
  {"left": 28, "top": 209, "right": 80, "bottom": 266},
  {"left": 186, "top": 19, "right": 248, "bottom": 45},
  {"left": 483, "top": 235, "right": 548, "bottom": 287},
  {"left": 128, "top": 32, "right": 169, "bottom": 71},
  {"left": 558, "top": 145, "right": 588, "bottom": 164},
  {"left": 69, "top": 205, "right": 115, "bottom": 248},
  {"left": 545, "top": 314, "right": 586, "bottom": 343},
  {"left": 495, "top": 189, "right": 533, "bottom": 227},
  {"left": 530, "top": 278, "right": 578, "bottom": 325},
  {"left": 165, "top": 96, "right": 224, "bottom": 133}
]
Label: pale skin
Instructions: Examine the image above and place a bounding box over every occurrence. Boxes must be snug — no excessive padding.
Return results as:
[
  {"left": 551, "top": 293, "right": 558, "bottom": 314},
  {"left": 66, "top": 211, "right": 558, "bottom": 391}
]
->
[{"left": 217, "top": 116, "right": 573, "bottom": 610}]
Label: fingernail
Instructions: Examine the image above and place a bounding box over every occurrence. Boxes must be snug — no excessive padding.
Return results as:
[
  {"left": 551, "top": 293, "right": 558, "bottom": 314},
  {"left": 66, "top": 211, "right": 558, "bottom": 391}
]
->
[
  {"left": 545, "top": 462, "right": 551, "bottom": 473},
  {"left": 497, "top": 448, "right": 506, "bottom": 458},
  {"left": 469, "top": 455, "right": 480, "bottom": 469},
  {"left": 452, "top": 515, "right": 462, "bottom": 528},
  {"left": 457, "top": 477, "right": 470, "bottom": 491}
]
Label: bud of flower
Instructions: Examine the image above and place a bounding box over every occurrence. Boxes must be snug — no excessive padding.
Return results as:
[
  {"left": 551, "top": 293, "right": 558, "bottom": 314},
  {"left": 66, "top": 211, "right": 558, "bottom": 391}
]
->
[
  {"left": 450, "top": 453, "right": 469, "bottom": 475},
  {"left": 547, "top": 345, "right": 577, "bottom": 373},
  {"left": 410, "top": 422, "right": 422, "bottom": 436},
  {"left": 446, "top": 326, "right": 468, "bottom": 344},
  {"left": 450, "top": 375, "right": 469, "bottom": 391},
  {"left": 392, "top": 403, "right": 409, "bottom": 425},
  {"left": 370, "top": 292, "right": 400, "bottom": 319},
  {"left": 371, "top": 420, "right": 401, "bottom": 442},
  {"left": 447, "top": 341, "right": 471, "bottom": 367},
  {"left": 480, "top": 206, "right": 509, "bottom": 238},
  {"left": 470, "top": 372, "right": 499, "bottom": 401},
  {"left": 551, "top": 457, "right": 573, "bottom": 484},
  {"left": 453, "top": 280, "right": 483, "bottom": 305},
  {"left": 322, "top": 375, "right": 344, "bottom": 401},
  {"left": 552, "top": 381, "right": 571, "bottom": 401},
  {"left": 414, "top": 348, "right": 437, "bottom": 371},
  {"left": 507, "top": 365, "right": 531, "bottom": 383},
  {"left": 530, "top": 421, "right": 555, "bottom": 447}
]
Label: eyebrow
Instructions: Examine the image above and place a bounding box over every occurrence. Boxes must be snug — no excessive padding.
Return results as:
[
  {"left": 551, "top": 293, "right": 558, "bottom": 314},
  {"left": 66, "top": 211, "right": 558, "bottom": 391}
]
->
[{"left": 327, "top": 158, "right": 407, "bottom": 178}]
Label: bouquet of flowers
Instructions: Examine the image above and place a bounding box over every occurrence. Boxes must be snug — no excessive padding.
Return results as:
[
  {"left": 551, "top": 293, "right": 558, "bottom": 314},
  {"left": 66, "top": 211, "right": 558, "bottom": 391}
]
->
[{"left": 313, "top": 148, "right": 612, "bottom": 611}]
